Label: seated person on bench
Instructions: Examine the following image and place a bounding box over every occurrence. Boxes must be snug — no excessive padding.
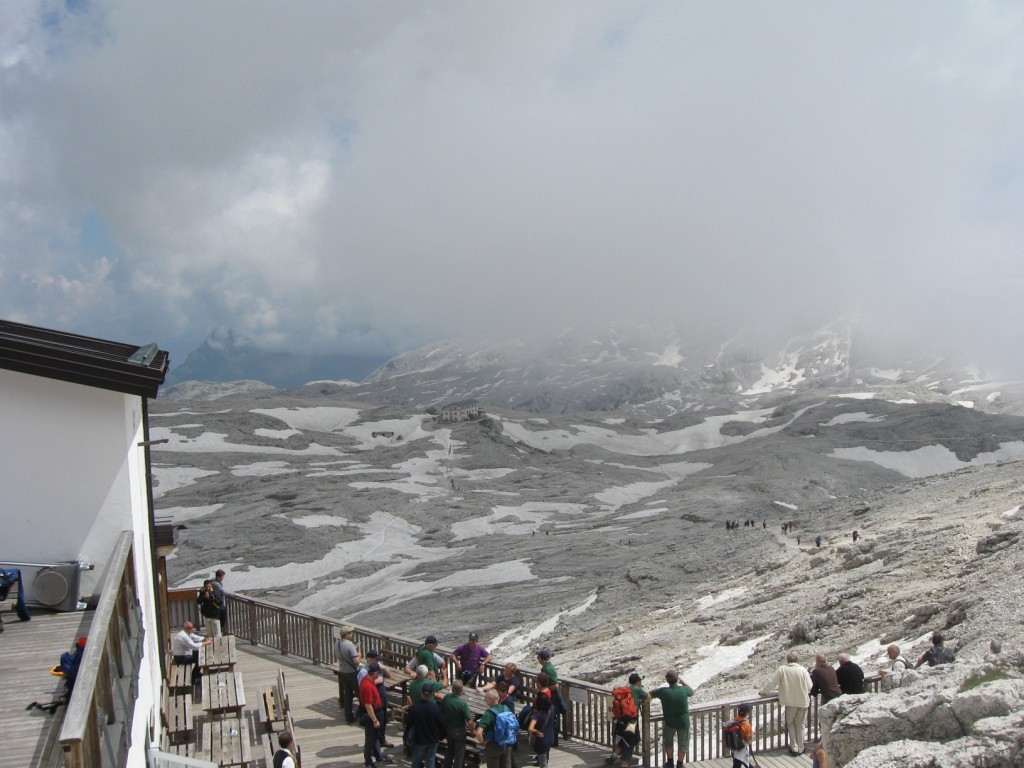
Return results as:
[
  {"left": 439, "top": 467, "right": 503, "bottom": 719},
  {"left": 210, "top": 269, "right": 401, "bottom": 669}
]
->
[{"left": 171, "top": 621, "right": 211, "bottom": 684}]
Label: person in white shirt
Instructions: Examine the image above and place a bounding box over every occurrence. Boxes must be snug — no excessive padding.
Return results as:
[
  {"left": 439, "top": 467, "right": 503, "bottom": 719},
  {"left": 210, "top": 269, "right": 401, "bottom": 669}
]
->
[
  {"left": 171, "top": 621, "right": 211, "bottom": 684},
  {"left": 758, "top": 651, "right": 812, "bottom": 755},
  {"left": 273, "top": 731, "right": 297, "bottom": 768}
]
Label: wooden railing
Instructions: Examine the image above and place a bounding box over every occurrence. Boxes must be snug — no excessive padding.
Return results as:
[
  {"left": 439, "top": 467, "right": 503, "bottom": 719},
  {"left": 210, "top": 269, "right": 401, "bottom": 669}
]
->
[
  {"left": 60, "top": 531, "right": 143, "bottom": 768},
  {"left": 166, "top": 589, "right": 875, "bottom": 763}
]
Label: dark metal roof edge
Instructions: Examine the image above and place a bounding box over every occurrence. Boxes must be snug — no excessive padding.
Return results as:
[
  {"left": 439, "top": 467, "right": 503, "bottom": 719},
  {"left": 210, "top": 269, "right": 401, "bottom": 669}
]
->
[{"left": 0, "top": 319, "right": 169, "bottom": 398}]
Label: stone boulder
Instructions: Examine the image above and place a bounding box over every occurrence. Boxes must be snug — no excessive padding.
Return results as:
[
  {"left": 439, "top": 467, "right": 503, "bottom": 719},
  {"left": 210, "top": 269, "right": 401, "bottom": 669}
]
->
[{"left": 823, "top": 661, "right": 1024, "bottom": 766}]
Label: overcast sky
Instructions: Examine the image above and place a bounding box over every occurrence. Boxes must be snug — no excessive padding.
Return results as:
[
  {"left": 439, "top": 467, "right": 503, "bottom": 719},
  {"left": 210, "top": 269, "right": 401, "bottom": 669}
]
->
[{"left": 2, "top": 2, "right": 1023, "bottom": 371}]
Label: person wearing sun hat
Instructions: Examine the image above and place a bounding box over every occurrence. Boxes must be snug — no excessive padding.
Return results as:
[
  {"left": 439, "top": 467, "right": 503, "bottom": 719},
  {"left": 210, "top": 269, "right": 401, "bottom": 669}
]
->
[{"left": 336, "top": 624, "right": 362, "bottom": 723}]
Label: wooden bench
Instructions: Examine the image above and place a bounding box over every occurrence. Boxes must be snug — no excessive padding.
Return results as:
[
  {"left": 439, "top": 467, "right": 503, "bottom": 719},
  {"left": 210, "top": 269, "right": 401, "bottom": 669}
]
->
[
  {"left": 166, "top": 654, "right": 192, "bottom": 695},
  {"left": 260, "top": 669, "right": 291, "bottom": 733},
  {"left": 204, "top": 715, "right": 252, "bottom": 767},
  {"left": 161, "top": 687, "right": 194, "bottom": 745},
  {"left": 160, "top": 731, "right": 195, "bottom": 758}
]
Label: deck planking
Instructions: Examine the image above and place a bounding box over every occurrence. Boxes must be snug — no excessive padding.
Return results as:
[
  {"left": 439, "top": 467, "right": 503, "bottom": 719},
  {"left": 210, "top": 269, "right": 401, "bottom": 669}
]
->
[{"left": 0, "top": 607, "right": 94, "bottom": 768}]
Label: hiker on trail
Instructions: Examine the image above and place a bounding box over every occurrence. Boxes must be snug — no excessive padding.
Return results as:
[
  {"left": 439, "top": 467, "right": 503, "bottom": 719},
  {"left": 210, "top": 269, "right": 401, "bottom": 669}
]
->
[
  {"left": 407, "top": 682, "right": 447, "bottom": 768},
  {"left": 336, "top": 625, "right": 362, "bottom": 723},
  {"left": 916, "top": 632, "right": 956, "bottom": 668},
  {"left": 809, "top": 654, "right": 842, "bottom": 703},
  {"left": 527, "top": 692, "right": 558, "bottom": 768},
  {"left": 759, "top": 651, "right": 812, "bottom": 756},
  {"left": 763, "top": 520, "right": 767, "bottom": 529},
  {"left": 442, "top": 680, "right": 475, "bottom": 768},
  {"left": 452, "top": 632, "right": 492, "bottom": 687},
  {"left": 815, "top": 535, "right": 822, "bottom": 548},
  {"left": 476, "top": 689, "right": 514, "bottom": 768},
  {"left": 724, "top": 702, "right": 754, "bottom": 768},
  {"left": 880, "top": 644, "right": 913, "bottom": 676},
  {"left": 852, "top": 530, "right": 859, "bottom": 543},
  {"left": 835, "top": 654, "right": 865, "bottom": 695},
  {"left": 796, "top": 534, "right": 801, "bottom": 546},
  {"left": 649, "top": 669, "right": 694, "bottom": 768}
]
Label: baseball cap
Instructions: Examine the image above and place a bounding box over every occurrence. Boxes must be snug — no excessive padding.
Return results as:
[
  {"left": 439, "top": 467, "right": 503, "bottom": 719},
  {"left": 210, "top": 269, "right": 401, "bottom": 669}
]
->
[
  {"left": 737, "top": 703, "right": 752, "bottom": 715},
  {"left": 468, "top": 632, "right": 479, "bottom": 640},
  {"left": 425, "top": 635, "right": 438, "bottom": 645},
  {"left": 422, "top": 682, "right": 436, "bottom": 696},
  {"left": 367, "top": 663, "right": 382, "bottom": 675},
  {"left": 537, "top": 649, "right": 551, "bottom": 660},
  {"left": 366, "top": 649, "right": 381, "bottom": 658}
]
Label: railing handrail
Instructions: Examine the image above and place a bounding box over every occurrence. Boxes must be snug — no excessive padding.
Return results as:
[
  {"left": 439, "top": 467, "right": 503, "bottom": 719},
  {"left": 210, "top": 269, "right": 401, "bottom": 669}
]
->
[
  {"left": 166, "top": 589, "right": 876, "bottom": 761},
  {"left": 60, "top": 530, "right": 134, "bottom": 749}
]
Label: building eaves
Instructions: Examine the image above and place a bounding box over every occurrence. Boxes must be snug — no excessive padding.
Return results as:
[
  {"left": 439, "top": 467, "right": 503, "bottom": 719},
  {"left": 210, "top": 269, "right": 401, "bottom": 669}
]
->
[{"left": 0, "top": 319, "right": 169, "bottom": 398}]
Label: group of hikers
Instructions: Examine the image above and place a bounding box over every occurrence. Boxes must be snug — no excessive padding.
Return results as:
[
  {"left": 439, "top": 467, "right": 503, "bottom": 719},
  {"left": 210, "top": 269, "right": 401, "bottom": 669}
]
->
[
  {"left": 335, "top": 627, "right": 706, "bottom": 768},
  {"left": 336, "top": 626, "right": 958, "bottom": 768}
]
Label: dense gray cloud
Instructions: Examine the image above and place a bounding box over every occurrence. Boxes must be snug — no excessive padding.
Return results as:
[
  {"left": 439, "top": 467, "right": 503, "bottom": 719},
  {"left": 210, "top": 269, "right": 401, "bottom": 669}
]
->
[{"left": 2, "top": 1, "right": 1023, "bottom": 370}]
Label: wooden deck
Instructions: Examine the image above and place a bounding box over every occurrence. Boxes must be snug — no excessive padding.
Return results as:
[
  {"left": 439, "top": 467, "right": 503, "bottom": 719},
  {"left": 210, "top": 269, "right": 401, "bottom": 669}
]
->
[
  {"left": 0, "top": 607, "right": 94, "bottom": 768},
  {"left": 0, "top": 610, "right": 810, "bottom": 768},
  {"left": 234, "top": 642, "right": 811, "bottom": 768}
]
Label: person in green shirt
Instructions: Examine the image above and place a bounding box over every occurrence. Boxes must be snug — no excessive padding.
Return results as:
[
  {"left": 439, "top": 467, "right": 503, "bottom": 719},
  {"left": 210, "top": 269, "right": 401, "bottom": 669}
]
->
[
  {"left": 536, "top": 649, "right": 563, "bottom": 746},
  {"left": 408, "top": 665, "right": 442, "bottom": 707},
  {"left": 411, "top": 635, "right": 449, "bottom": 684},
  {"left": 475, "top": 689, "right": 512, "bottom": 768},
  {"left": 649, "top": 670, "right": 694, "bottom": 768},
  {"left": 442, "top": 680, "right": 474, "bottom": 768}
]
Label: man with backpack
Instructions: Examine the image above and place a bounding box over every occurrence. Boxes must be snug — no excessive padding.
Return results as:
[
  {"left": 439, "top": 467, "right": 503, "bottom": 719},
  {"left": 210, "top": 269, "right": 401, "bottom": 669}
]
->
[
  {"left": 475, "top": 688, "right": 518, "bottom": 768},
  {"left": 605, "top": 673, "right": 647, "bottom": 768},
  {"left": 916, "top": 632, "right": 956, "bottom": 668},
  {"left": 723, "top": 702, "right": 755, "bottom": 768}
]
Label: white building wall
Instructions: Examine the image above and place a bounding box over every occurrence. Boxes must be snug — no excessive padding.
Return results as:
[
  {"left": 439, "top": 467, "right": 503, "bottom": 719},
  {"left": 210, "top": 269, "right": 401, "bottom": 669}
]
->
[
  {"left": 123, "top": 397, "right": 164, "bottom": 763},
  {"left": 0, "top": 368, "right": 138, "bottom": 596},
  {"left": 0, "top": 367, "right": 165, "bottom": 762}
]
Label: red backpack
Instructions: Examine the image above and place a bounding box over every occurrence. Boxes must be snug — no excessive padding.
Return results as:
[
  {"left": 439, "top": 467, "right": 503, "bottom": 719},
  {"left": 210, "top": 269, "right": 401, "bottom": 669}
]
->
[{"left": 612, "top": 687, "right": 638, "bottom": 719}]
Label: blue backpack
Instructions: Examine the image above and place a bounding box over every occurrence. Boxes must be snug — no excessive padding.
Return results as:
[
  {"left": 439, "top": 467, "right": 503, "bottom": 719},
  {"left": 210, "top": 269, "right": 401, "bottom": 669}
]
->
[{"left": 488, "top": 706, "right": 519, "bottom": 747}]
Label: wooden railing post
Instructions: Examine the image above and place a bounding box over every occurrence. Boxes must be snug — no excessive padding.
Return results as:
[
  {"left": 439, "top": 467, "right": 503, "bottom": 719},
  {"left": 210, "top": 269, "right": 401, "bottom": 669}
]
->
[
  {"left": 279, "top": 607, "right": 289, "bottom": 656},
  {"left": 246, "top": 598, "right": 257, "bottom": 645},
  {"left": 311, "top": 617, "right": 322, "bottom": 664}
]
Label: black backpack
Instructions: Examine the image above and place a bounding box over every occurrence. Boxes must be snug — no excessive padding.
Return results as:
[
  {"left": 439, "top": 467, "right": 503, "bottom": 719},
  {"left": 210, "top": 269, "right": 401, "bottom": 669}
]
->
[
  {"left": 932, "top": 646, "right": 956, "bottom": 666},
  {"left": 723, "top": 719, "right": 746, "bottom": 751}
]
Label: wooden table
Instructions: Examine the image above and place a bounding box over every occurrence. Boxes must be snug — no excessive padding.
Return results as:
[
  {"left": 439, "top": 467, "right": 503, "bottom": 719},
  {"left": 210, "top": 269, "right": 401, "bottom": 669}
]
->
[
  {"left": 204, "top": 715, "right": 252, "bottom": 767},
  {"left": 202, "top": 670, "right": 246, "bottom": 718},
  {"left": 200, "top": 635, "right": 238, "bottom": 672}
]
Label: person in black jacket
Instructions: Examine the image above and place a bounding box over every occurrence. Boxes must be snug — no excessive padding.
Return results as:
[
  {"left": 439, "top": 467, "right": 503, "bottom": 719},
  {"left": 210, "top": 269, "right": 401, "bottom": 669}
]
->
[
  {"left": 835, "top": 654, "right": 865, "bottom": 695},
  {"left": 198, "top": 580, "right": 224, "bottom": 637},
  {"left": 406, "top": 683, "right": 446, "bottom": 768}
]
